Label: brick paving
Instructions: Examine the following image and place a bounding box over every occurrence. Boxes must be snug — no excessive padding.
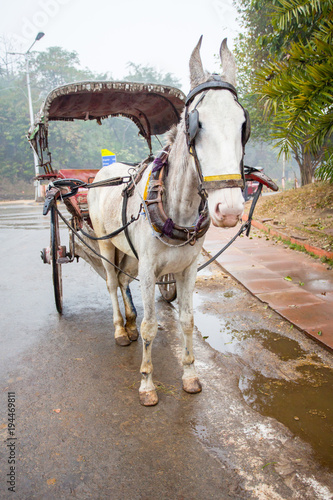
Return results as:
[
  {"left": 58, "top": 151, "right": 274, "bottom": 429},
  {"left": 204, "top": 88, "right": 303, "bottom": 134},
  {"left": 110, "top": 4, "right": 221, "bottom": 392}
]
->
[{"left": 203, "top": 224, "right": 333, "bottom": 351}]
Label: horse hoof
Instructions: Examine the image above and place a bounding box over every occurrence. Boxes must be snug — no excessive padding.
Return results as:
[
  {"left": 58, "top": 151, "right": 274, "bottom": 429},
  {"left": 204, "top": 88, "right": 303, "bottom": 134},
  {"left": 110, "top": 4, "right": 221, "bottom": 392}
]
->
[
  {"left": 182, "top": 377, "right": 202, "bottom": 394},
  {"left": 126, "top": 327, "right": 139, "bottom": 341},
  {"left": 115, "top": 335, "right": 131, "bottom": 346},
  {"left": 139, "top": 390, "right": 159, "bottom": 406}
]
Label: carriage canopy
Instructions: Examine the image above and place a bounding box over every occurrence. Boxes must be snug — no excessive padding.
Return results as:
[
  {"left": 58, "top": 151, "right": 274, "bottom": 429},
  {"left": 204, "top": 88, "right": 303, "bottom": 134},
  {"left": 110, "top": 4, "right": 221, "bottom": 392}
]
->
[{"left": 29, "top": 81, "right": 186, "bottom": 167}]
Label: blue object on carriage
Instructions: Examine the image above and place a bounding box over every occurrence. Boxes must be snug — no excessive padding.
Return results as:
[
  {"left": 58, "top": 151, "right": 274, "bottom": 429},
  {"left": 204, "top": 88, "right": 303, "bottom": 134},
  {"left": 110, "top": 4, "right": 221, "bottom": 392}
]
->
[{"left": 101, "top": 149, "right": 116, "bottom": 167}]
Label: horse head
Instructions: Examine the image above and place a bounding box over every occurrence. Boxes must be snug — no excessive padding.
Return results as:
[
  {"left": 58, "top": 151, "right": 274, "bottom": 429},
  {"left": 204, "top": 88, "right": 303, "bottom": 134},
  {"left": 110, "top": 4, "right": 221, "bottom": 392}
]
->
[{"left": 187, "top": 37, "right": 249, "bottom": 228}]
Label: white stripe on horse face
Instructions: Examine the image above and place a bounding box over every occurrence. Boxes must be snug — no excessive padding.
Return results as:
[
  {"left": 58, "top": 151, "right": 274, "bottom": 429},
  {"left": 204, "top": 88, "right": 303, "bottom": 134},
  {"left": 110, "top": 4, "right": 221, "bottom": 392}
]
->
[
  {"left": 191, "top": 90, "right": 245, "bottom": 227},
  {"left": 193, "top": 90, "right": 245, "bottom": 177}
]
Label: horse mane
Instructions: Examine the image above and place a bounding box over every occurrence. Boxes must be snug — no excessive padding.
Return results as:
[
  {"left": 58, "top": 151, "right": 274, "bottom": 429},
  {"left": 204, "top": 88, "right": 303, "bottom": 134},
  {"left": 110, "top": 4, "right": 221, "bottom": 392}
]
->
[
  {"left": 164, "top": 111, "right": 188, "bottom": 176},
  {"left": 166, "top": 124, "right": 178, "bottom": 146}
]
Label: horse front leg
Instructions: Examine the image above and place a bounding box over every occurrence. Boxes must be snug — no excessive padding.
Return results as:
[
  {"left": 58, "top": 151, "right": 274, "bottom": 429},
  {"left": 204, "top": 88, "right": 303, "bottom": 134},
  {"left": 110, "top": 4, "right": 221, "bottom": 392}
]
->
[
  {"left": 138, "top": 267, "right": 159, "bottom": 406},
  {"left": 175, "top": 264, "right": 202, "bottom": 394}
]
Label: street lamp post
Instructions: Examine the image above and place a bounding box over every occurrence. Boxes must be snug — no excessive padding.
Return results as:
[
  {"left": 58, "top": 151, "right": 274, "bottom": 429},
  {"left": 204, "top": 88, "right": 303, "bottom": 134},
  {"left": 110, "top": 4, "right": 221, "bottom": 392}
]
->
[{"left": 9, "top": 32, "right": 45, "bottom": 201}]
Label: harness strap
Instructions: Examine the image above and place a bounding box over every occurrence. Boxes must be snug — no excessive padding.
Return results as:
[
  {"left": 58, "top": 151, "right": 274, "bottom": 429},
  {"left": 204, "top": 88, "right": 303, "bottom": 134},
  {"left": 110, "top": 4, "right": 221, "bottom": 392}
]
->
[
  {"left": 122, "top": 189, "right": 139, "bottom": 259},
  {"left": 202, "top": 177, "right": 244, "bottom": 190},
  {"left": 144, "top": 151, "right": 210, "bottom": 242},
  {"left": 79, "top": 213, "right": 139, "bottom": 241},
  {"left": 185, "top": 80, "right": 238, "bottom": 105}
]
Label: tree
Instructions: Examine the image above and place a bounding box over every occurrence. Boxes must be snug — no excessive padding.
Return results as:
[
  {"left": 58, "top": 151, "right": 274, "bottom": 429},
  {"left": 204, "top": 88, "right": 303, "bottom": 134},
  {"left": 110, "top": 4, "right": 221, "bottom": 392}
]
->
[
  {"left": 233, "top": 0, "right": 280, "bottom": 141},
  {"left": 255, "top": 0, "right": 333, "bottom": 184},
  {"left": 29, "top": 46, "right": 109, "bottom": 100},
  {"left": 233, "top": 0, "right": 333, "bottom": 185},
  {"left": 123, "top": 62, "right": 182, "bottom": 88},
  {"left": 0, "top": 42, "right": 33, "bottom": 182}
]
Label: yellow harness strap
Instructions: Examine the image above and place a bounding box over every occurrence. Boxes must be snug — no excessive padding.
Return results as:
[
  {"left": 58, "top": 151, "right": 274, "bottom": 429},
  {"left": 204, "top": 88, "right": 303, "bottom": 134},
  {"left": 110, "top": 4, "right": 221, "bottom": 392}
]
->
[
  {"left": 143, "top": 171, "right": 152, "bottom": 200},
  {"left": 203, "top": 174, "right": 242, "bottom": 182}
]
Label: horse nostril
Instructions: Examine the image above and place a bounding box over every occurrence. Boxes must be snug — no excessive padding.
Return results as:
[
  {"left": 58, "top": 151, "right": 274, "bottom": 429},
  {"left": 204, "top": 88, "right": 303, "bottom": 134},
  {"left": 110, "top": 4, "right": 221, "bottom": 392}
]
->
[
  {"left": 215, "top": 204, "right": 224, "bottom": 220},
  {"left": 214, "top": 203, "right": 243, "bottom": 222}
]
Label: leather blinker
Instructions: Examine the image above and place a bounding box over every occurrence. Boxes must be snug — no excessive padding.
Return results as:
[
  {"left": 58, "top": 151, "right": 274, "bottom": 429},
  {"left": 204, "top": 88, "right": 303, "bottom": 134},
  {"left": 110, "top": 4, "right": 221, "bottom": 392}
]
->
[
  {"left": 187, "top": 109, "right": 200, "bottom": 146},
  {"left": 242, "top": 108, "right": 251, "bottom": 146}
]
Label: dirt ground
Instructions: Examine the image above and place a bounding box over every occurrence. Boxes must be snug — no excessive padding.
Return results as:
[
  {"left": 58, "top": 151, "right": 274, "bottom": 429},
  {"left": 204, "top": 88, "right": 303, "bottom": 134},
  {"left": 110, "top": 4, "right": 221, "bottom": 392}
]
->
[
  {"left": 1, "top": 202, "right": 333, "bottom": 499},
  {"left": 250, "top": 182, "right": 333, "bottom": 253}
]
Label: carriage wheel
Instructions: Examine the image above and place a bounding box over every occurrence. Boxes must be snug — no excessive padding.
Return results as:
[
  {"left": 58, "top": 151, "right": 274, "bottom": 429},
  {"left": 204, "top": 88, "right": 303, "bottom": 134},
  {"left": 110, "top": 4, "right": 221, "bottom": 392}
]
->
[
  {"left": 158, "top": 274, "right": 177, "bottom": 303},
  {"left": 50, "top": 204, "right": 63, "bottom": 314}
]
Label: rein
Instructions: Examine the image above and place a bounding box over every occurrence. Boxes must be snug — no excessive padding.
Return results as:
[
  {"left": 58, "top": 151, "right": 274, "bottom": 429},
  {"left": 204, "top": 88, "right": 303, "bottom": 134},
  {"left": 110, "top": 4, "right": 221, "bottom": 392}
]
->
[
  {"left": 54, "top": 183, "right": 263, "bottom": 286},
  {"left": 45, "top": 164, "right": 268, "bottom": 284}
]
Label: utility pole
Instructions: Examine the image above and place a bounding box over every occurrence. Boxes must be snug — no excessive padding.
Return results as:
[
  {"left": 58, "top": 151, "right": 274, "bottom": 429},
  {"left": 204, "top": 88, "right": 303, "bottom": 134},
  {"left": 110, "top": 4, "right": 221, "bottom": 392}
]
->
[
  {"left": 9, "top": 32, "right": 45, "bottom": 202},
  {"left": 282, "top": 152, "right": 286, "bottom": 191}
]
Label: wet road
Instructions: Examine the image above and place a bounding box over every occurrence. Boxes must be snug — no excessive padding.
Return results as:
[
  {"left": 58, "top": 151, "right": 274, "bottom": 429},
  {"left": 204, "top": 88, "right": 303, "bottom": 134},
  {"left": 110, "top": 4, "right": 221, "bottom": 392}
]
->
[{"left": 0, "top": 202, "right": 333, "bottom": 499}]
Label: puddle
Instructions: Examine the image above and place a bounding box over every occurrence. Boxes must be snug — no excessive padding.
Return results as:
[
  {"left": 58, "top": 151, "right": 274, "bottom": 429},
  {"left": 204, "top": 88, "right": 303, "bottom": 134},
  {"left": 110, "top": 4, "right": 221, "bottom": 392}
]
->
[
  {"left": 193, "top": 282, "right": 333, "bottom": 472},
  {"left": 193, "top": 291, "right": 243, "bottom": 354},
  {"left": 306, "top": 279, "right": 333, "bottom": 293},
  {"left": 193, "top": 289, "right": 279, "bottom": 355},
  {"left": 240, "top": 364, "right": 333, "bottom": 470},
  {"left": 190, "top": 422, "right": 209, "bottom": 440},
  {"left": 260, "top": 335, "right": 307, "bottom": 361}
]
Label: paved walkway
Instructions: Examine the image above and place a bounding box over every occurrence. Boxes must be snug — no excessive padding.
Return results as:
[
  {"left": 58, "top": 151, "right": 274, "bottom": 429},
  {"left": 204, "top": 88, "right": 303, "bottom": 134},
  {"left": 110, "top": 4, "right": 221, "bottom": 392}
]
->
[{"left": 203, "top": 224, "right": 333, "bottom": 352}]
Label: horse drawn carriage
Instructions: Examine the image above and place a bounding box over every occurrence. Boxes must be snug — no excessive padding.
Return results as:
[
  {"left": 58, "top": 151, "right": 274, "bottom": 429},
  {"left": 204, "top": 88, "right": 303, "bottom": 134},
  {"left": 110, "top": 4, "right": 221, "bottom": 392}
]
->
[
  {"left": 28, "top": 38, "right": 278, "bottom": 405},
  {"left": 28, "top": 80, "right": 187, "bottom": 312}
]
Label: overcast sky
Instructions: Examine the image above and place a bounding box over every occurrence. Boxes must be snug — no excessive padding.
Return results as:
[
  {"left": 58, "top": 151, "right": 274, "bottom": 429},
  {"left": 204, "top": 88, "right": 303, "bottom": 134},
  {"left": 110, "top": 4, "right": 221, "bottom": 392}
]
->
[{"left": 1, "top": 0, "right": 240, "bottom": 90}]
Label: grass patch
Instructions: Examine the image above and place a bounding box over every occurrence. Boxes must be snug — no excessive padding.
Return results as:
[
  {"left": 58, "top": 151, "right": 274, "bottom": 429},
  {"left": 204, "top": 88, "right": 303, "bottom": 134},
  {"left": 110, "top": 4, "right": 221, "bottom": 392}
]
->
[
  {"left": 248, "top": 182, "right": 333, "bottom": 252},
  {"left": 321, "top": 255, "right": 333, "bottom": 267},
  {"left": 273, "top": 236, "right": 333, "bottom": 266}
]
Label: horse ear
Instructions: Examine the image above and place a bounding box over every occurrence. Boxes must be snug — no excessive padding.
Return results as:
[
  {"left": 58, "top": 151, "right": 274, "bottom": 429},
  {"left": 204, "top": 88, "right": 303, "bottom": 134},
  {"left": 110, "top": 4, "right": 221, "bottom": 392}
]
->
[
  {"left": 220, "top": 38, "right": 237, "bottom": 87},
  {"left": 189, "top": 35, "right": 205, "bottom": 89}
]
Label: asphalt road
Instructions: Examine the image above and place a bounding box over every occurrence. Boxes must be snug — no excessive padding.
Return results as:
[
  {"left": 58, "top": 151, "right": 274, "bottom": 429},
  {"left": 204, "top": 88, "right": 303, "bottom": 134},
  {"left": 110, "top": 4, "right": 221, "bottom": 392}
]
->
[{"left": 0, "top": 202, "right": 333, "bottom": 500}]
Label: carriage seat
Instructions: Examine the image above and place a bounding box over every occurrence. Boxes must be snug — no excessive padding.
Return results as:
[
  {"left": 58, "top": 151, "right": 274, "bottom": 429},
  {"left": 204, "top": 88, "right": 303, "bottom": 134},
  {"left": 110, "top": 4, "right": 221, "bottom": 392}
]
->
[
  {"left": 58, "top": 169, "right": 100, "bottom": 216},
  {"left": 57, "top": 169, "right": 100, "bottom": 184}
]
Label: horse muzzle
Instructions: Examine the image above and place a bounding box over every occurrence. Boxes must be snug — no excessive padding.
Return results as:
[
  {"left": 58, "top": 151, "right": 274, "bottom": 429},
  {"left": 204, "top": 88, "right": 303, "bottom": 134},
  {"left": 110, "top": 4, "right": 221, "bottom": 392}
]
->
[
  {"left": 209, "top": 189, "right": 245, "bottom": 228},
  {"left": 211, "top": 210, "right": 241, "bottom": 228}
]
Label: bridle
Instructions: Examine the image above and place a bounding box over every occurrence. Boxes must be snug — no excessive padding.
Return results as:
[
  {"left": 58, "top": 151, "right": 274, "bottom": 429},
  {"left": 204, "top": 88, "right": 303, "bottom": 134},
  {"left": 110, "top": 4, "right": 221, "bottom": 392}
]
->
[{"left": 184, "top": 75, "right": 251, "bottom": 193}]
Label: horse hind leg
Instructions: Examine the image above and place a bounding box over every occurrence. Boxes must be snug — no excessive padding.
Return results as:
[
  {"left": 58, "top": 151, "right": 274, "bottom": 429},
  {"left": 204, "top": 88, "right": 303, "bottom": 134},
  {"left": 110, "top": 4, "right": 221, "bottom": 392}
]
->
[
  {"left": 99, "top": 242, "right": 131, "bottom": 346},
  {"left": 121, "top": 285, "right": 139, "bottom": 341},
  {"left": 118, "top": 255, "right": 139, "bottom": 341}
]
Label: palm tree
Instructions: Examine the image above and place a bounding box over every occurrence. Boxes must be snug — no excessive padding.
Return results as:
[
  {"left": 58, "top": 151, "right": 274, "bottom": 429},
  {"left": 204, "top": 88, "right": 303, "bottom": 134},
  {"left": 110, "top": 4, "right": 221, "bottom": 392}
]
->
[{"left": 255, "top": 0, "right": 333, "bottom": 184}]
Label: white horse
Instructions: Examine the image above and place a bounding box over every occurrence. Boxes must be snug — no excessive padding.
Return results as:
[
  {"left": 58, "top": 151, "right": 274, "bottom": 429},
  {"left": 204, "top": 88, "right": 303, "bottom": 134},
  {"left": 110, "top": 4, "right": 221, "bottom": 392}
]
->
[{"left": 88, "top": 37, "right": 247, "bottom": 406}]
